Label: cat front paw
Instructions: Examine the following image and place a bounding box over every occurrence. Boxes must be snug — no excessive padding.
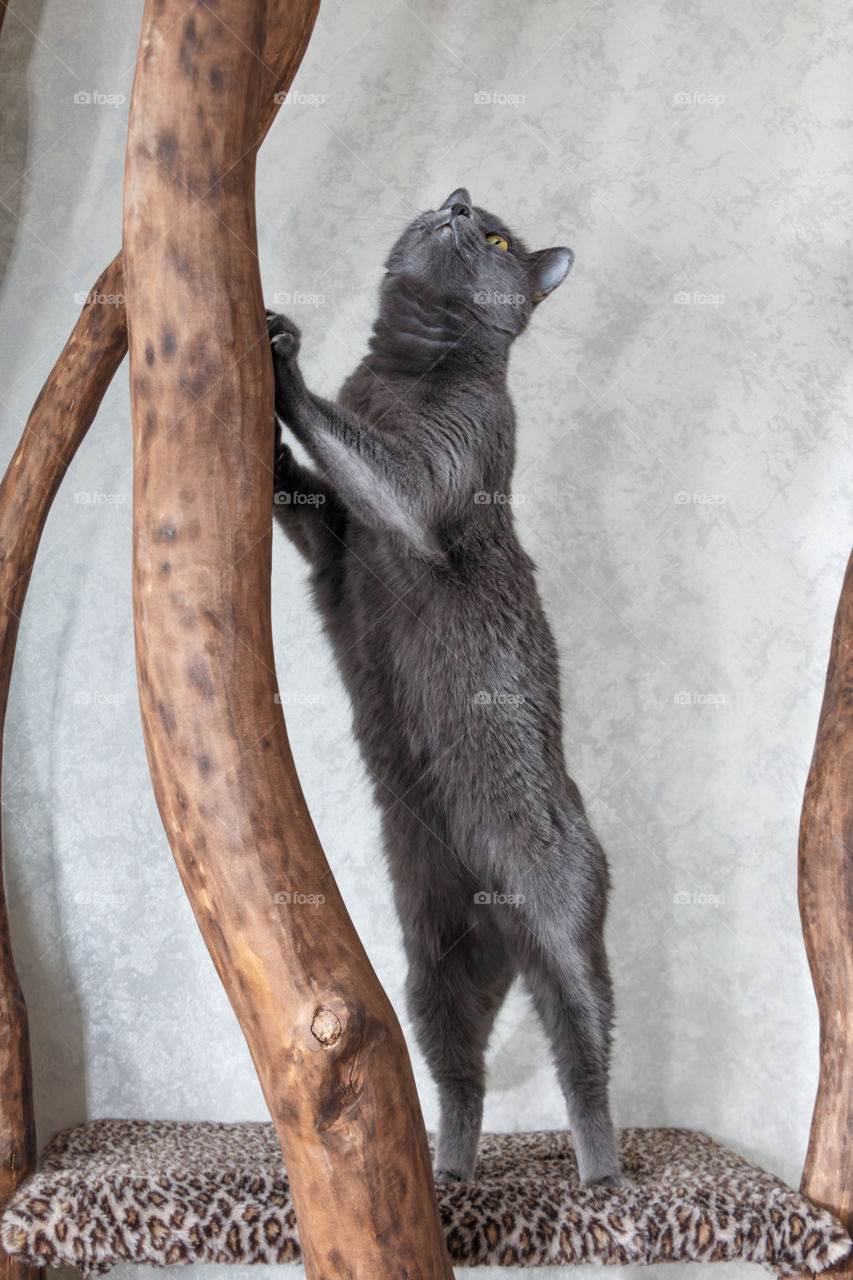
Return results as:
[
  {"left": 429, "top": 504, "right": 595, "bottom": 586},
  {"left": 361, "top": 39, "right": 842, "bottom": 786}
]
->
[
  {"left": 266, "top": 309, "right": 301, "bottom": 360},
  {"left": 433, "top": 1167, "right": 470, "bottom": 1184},
  {"left": 274, "top": 441, "right": 295, "bottom": 482}
]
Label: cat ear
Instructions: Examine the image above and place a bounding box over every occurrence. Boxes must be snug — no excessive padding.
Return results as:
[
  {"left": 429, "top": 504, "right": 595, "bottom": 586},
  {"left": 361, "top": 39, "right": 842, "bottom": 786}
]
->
[
  {"left": 440, "top": 187, "right": 471, "bottom": 210},
  {"left": 528, "top": 247, "right": 574, "bottom": 303}
]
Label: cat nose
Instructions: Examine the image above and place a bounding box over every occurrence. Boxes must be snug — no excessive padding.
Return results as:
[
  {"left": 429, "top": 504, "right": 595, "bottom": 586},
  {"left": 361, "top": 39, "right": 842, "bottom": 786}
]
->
[{"left": 450, "top": 202, "right": 471, "bottom": 219}]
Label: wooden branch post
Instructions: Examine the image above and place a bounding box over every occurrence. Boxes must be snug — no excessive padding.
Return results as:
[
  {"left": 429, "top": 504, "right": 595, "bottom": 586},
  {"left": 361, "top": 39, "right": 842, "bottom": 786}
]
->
[
  {"left": 123, "top": 3, "right": 452, "bottom": 1278},
  {"left": 0, "top": 261, "right": 129, "bottom": 1280},
  {"left": 0, "top": 8, "right": 318, "bottom": 1275},
  {"left": 800, "top": 545, "right": 853, "bottom": 1272}
]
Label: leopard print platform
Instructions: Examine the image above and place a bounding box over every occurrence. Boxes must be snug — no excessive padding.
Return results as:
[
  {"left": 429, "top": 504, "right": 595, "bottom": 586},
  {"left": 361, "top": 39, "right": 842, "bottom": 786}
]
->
[{"left": 1, "top": 1121, "right": 848, "bottom": 1275}]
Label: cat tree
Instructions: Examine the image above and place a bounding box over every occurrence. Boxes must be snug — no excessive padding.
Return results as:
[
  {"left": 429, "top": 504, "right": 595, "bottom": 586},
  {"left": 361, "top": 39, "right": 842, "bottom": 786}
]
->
[{"left": 0, "top": 2, "right": 850, "bottom": 1278}]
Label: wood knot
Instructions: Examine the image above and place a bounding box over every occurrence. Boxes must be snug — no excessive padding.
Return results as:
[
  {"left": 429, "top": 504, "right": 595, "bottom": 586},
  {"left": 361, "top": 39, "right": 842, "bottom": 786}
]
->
[{"left": 311, "top": 1007, "right": 342, "bottom": 1046}]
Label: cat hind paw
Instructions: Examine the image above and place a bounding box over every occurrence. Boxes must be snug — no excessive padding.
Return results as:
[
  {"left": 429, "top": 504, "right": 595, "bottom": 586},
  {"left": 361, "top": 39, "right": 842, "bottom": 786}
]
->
[{"left": 587, "top": 1171, "right": 633, "bottom": 1189}]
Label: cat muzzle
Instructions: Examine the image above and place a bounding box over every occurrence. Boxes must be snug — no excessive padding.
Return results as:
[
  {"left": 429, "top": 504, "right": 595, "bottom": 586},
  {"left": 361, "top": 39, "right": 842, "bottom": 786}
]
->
[{"left": 431, "top": 205, "right": 471, "bottom": 247}]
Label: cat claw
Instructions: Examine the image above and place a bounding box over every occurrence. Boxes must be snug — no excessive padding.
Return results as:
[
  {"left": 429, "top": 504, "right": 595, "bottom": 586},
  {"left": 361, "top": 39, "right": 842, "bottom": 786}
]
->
[{"left": 266, "top": 309, "right": 301, "bottom": 360}]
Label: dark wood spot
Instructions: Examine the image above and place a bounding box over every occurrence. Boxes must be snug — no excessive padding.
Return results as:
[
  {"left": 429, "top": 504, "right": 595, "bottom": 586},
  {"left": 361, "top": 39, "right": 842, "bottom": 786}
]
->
[
  {"left": 145, "top": 344, "right": 155, "bottom": 365},
  {"left": 202, "top": 609, "right": 224, "bottom": 632},
  {"left": 179, "top": 17, "right": 200, "bottom": 85},
  {"left": 187, "top": 660, "right": 215, "bottom": 700},
  {"left": 167, "top": 243, "right": 194, "bottom": 280},
  {"left": 156, "top": 700, "right": 176, "bottom": 736},
  {"left": 196, "top": 754, "right": 213, "bottom": 776},
  {"left": 209, "top": 65, "right": 226, "bottom": 92},
  {"left": 155, "top": 131, "right": 178, "bottom": 169},
  {"left": 154, "top": 522, "right": 177, "bottom": 542},
  {"left": 159, "top": 561, "right": 170, "bottom": 574},
  {"left": 162, "top": 331, "right": 176, "bottom": 356}
]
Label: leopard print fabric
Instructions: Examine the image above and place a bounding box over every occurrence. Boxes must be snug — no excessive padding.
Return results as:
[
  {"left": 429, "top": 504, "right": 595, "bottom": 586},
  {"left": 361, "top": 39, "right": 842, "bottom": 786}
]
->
[{"left": 1, "top": 1121, "right": 848, "bottom": 1275}]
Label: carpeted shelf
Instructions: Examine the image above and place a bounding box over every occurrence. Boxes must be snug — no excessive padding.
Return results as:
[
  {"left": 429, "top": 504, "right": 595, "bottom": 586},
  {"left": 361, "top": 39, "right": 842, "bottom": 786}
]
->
[{"left": 1, "top": 1121, "right": 848, "bottom": 1275}]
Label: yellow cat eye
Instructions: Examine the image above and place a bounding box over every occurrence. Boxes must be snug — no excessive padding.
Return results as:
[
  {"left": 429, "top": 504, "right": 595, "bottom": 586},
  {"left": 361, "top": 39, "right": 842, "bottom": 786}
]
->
[{"left": 486, "top": 233, "right": 510, "bottom": 251}]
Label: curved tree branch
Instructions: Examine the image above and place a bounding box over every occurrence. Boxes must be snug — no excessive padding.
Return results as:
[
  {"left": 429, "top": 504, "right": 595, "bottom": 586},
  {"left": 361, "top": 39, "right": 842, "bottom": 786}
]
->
[
  {"left": 800, "top": 545, "right": 853, "bottom": 1274},
  {"left": 0, "top": 258, "right": 128, "bottom": 1280},
  {"left": 122, "top": 2, "right": 452, "bottom": 1278},
  {"left": 0, "top": 5, "right": 319, "bottom": 1274}
]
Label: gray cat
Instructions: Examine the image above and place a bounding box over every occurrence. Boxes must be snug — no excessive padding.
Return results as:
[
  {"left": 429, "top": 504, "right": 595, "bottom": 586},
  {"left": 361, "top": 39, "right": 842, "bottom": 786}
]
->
[{"left": 267, "top": 189, "right": 622, "bottom": 1186}]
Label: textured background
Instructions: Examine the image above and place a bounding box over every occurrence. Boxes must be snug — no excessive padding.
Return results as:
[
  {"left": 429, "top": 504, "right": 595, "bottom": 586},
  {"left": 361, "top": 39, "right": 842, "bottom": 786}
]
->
[{"left": 0, "top": 1, "right": 851, "bottom": 1278}]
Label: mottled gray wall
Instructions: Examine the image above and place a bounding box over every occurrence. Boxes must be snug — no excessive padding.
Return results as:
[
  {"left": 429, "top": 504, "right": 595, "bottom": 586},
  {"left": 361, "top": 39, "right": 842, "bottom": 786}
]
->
[{"left": 0, "top": 0, "right": 850, "bottom": 1278}]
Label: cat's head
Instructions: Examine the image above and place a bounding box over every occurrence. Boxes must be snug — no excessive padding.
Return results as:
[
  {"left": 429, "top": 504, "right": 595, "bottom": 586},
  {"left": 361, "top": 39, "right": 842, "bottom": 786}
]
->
[{"left": 383, "top": 188, "right": 573, "bottom": 341}]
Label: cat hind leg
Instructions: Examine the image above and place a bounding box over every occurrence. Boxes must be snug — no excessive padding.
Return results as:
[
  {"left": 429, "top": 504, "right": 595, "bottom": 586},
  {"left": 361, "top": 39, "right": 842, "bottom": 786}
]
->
[
  {"left": 490, "top": 821, "right": 623, "bottom": 1185},
  {"left": 405, "top": 915, "right": 515, "bottom": 1183}
]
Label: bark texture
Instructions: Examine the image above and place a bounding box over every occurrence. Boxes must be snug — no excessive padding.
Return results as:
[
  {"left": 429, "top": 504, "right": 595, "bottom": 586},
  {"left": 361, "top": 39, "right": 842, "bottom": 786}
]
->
[
  {"left": 0, "top": 4, "right": 317, "bottom": 1277},
  {"left": 0, "top": 260, "right": 128, "bottom": 1280},
  {"left": 123, "top": 2, "right": 452, "bottom": 1278},
  {"left": 800, "top": 545, "right": 853, "bottom": 1275}
]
